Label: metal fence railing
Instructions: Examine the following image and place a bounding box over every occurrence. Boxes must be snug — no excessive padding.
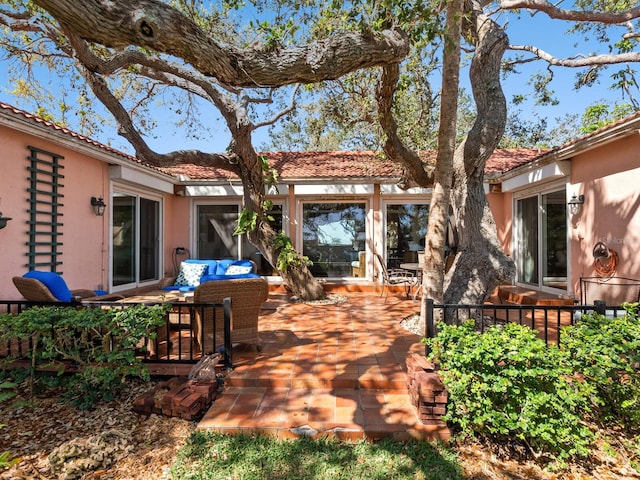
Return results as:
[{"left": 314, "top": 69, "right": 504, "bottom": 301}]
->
[
  {"left": 0, "top": 298, "right": 233, "bottom": 369},
  {"left": 424, "top": 299, "right": 630, "bottom": 353}
]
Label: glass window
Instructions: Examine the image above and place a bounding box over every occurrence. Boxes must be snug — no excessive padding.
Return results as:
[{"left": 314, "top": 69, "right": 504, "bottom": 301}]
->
[
  {"left": 385, "top": 204, "right": 429, "bottom": 268},
  {"left": 302, "top": 203, "right": 366, "bottom": 277},
  {"left": 515, "top": 196, "right": 539, "bottom": 285},
  {"left": 112, "top": 193, "right": 160, "bottom": 288},
  {"left": 197, "top": 205, "right": 239, "bottom": 259},
  {"left": 542, "top": 190, "right": 567, "bottom": 289},
  {"left": 515, "top": 188, "right": 567, "bottom": 290},
  {"left": 196, "top": 203, "right": 283, "bottom": 275}
]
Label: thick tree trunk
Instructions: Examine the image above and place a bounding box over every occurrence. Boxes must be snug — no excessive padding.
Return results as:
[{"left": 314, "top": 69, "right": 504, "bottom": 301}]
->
[
  {"left": 443, "top": 2, "right": 515, "bottom": 307},
  {"left": 422, "top": 0, "right": 463, "bottom": 305},
  {"left": 233, "top": 122, "right": 326, "bottom": 301},
  {"left": 418, "top": 0, "right": 464, "bottom": 334}
]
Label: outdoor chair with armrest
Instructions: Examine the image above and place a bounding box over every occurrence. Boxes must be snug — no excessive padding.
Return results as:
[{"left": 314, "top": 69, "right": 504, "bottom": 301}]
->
[
  {"left": 374, "top": 252, "right": 417, "bottom": 302},
  {"left": 12, "top": 271, "right": 124, "bottom": 303},
  {"left": 193, "top": 277, "right": 269, "bottom": 354}
]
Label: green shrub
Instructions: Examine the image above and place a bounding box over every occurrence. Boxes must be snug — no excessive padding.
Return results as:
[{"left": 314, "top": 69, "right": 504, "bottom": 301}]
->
[
  {"left": 561, "top": 303, "right": 640, "bottom": 426},
  {"left": 0, "top": 304, "right": 167, "bottom": 408},
  {"left": 426, "top": 321, "right": 594, "bottom": 462}
]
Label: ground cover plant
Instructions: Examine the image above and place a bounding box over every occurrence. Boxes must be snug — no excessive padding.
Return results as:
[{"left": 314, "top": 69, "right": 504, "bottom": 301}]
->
[
  {"left": 169, "top": 432, "right": 464, "bottom": 480},
  {"left": 425, "top": 303, "right": 640, "bottom": 468},
  {"left": 0, "top": 304, "right": 167, "bottom": 408}
]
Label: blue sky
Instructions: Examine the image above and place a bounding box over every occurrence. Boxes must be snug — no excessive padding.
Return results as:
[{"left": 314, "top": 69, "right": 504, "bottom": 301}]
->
[{"left": 0, "top": 6, "right": 631, "bottom": 155}]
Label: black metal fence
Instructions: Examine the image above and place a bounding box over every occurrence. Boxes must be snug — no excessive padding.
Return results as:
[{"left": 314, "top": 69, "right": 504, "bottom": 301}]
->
[
  {"left": 424, "top": 299, "right": 630, "bottom": 353},
  {"left": 0, "top": 298, "right": 233, "bottom": 369}
]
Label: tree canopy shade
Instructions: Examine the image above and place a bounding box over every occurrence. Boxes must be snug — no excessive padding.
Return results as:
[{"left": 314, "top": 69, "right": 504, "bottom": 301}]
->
[{"left": 1, "top": 0, "right": 640, "bottom": 304}]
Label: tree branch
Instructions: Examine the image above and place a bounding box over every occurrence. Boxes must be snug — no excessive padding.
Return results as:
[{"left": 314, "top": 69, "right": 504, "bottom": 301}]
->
[
  {"left": 33, "top": 0, "right": 409, "bottom": 88},
  {"left": 500, "top": 0, "right": 640, "bottom": 23},
  {"left": 253, "top": 86, "right": 301, "bottom": 130},
  {"left": 59, "top": 23, "right": 240, "bottom": 170},
  {"left": 509, "top": 44, "right": 640, "bottom": 67},
  {"left": 376, "top": 63, "right": 434, "bottom": 188}
]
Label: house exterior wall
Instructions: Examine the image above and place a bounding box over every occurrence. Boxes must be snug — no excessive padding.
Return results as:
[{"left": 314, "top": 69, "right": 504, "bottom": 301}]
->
[
  {"left": 162, "top": 194, "right": 191, "bottom": 278},
  {"left": 0, "top": 125, "right": 110, "bottom": 300},
  {"left": 3, "top": 101, "right": 637, "bottom": 303},
  {"left": 486, "top": 190, "right": 513, "bottom": 257},
  {"left": 568, "top": 133, "right": 640, "bottom": 292}
]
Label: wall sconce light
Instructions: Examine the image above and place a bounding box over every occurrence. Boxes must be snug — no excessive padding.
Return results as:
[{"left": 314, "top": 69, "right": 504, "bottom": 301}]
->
[
  {"left": 91, "top": 196, "right": 106, "bottom": 216},
  {"left": 0, "top": 211, "right": 12, "bottom": 229},
  {"left": 567, "top": 194, "right": 584, "bottom": 215}
]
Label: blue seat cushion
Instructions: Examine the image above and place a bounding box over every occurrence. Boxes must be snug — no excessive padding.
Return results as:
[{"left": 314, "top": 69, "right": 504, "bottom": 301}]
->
[
  {"left": 161, "top": 285, "right": 197, "bottom": 292},
  {"left": 23, "top": 271, "right": 72, "bottom": 302},
  {"left": 201, "top": 273, "right": 260, "bottom": 282}
]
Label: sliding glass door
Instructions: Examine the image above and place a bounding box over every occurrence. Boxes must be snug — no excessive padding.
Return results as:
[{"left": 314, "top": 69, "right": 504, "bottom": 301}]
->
[
  {"left": 196, "top": 203, "right": 283, "bottom": 275},
  {"left": 515, "top": 188, "right": 567, "bottom": 290},
  {"left": 112, "top": 192, "right": 160, "bottom": 289},
  {"left": 385, "top": 203, "right": 429, "bottom": 268},
  {"left": 302, "top": 202, "right": 366, "bottom": 277}
]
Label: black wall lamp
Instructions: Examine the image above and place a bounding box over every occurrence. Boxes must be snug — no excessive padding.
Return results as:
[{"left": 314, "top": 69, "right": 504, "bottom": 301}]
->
[
  {"left": 91, "top": 196, "right": 106, "bottom": 216},
  {"left": 0, "top": 211, "right": 12, "bottom": 229},
  {"left": 567, "top": 194, "right": 584, "bottom": 215}
]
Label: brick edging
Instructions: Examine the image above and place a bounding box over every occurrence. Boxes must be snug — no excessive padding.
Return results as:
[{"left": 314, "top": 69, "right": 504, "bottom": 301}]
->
[
  {"left": 406, "top": 353, "right": 448, "bottom": 426},
  {"left": 133, "top": 376, "right": 218, "bottom": 420}
]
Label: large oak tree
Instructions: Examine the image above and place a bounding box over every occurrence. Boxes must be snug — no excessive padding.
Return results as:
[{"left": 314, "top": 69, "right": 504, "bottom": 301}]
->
[{"left": 1, "top": 0, "right": 639, "bottom": 306}]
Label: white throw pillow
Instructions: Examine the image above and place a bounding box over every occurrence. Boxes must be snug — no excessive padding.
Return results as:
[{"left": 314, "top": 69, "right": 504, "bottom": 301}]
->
[
  {"left": 174, "top": 262, "right": 208, "bottom": 287},
  {"left": 225, "top": 265, "right": 252, "bottom": 275}
]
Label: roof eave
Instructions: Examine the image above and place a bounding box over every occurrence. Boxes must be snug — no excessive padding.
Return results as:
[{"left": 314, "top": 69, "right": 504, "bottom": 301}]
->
[
  {"left": 493, "top": 116, "right": 640, "bottom": 182},
  {"left": 0, "top": 106, "right": 177, "bottom": 184}
]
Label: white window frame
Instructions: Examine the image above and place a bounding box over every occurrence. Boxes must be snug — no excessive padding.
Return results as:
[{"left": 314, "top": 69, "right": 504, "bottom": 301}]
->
[{"left": 512, "top": 180, "right": 570, "bottom": 294}]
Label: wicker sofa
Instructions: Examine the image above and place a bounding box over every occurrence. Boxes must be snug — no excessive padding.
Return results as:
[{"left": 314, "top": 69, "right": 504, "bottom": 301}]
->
[
  {"left": 159, "top": 259, "right": 259, "bottom": 292},
  {"left": 193, "top": 277, "right": 269, "bottom": 354}
]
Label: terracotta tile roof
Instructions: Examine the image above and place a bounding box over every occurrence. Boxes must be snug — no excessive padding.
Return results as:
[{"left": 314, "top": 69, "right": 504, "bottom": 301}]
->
[
  {"left": 0, "top": 101, "right": 552, "bottom": 183},
  {"left": 162, "top": 149, "right": 548, "bottom": 182},
  {"left": 161, "top": 151, "right": 402, "bottom": 181},
  {"left": 0, "top": 102, "right": 165, "bottom": 173},
  {"left": 484, "top": 148, "right": 549, "bottom": 176}
]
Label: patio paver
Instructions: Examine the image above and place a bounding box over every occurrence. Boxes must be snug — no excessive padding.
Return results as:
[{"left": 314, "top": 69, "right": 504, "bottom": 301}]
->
[{"left": 197, "top": 289, "right": 451, "bottom": 441}]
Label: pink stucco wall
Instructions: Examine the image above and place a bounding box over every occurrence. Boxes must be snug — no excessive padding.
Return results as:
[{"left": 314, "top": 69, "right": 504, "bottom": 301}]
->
[
  {"left": 162, "top": 195, "right": 191, "bottom": 278},
  {"left": 569, "top": 133, "right": 640, "bottom": 291},
  {"left": 487, "top": 190, "right": 513, "bottom": 257},
  {"left": 1, "top": 125, "right": 110, "bottom": 300}
]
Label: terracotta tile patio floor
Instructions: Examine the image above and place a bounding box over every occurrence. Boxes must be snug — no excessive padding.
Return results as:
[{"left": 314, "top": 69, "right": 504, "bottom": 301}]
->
[{"left": 197, "top": 288, "right": 451, "bottom": 441}]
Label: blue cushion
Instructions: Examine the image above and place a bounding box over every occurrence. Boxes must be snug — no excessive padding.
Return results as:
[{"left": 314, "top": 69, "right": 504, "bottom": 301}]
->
[
  {"left": 23, "top": 271, "right": 72, "bottom": 302},
  {"left": 215, "top": 259, "right": 235, "bottom": 275},
  {"left": 161, "top": 285, "right": 196, "bottom": 292},
  {"left": 201, "top": 273, "right": 260, "bottom": 282}
]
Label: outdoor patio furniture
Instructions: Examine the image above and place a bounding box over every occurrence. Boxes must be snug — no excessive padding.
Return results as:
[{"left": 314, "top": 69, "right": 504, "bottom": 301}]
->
[
  {"left": 12, "top": 271, "right": 124, "bottom": 302},
  {"left": 193, "top": 277, "right": 269, "bottom": 354},
  {"left": 351, "top": 251, "right": 366, "bottom": 277},
  {"left": 374, "top": 252, "right": 417, "bottom": 301},
  {"left": 159, "top": 259, "right": 259, "bottom": 292}
]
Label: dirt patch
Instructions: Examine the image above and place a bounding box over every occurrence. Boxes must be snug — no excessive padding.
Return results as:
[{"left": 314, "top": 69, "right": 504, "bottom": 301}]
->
[{"left": 0, "top": 380, "right": 196, "bottom": 480}]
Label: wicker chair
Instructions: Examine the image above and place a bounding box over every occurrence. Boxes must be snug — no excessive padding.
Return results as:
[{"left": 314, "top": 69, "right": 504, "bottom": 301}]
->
[
  {"left": 12, "top": 276, "right": 124, "bottom": 302},
  {"left": 193, "top": 278, "right": 269, "bottom": 354}
]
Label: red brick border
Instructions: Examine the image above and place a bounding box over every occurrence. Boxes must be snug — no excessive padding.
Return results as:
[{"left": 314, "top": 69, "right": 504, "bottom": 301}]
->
[
  {"left": 406, "top": 354, "right": 449, "bottom": 427},
  {"left": 133, "top": 376, "right": 218, "bottom": 420}
]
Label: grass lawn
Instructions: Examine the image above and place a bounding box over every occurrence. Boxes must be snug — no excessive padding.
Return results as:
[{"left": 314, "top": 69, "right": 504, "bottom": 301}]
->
[{"left": 169, "top": 432, "right": 464, "bottom": 480}]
